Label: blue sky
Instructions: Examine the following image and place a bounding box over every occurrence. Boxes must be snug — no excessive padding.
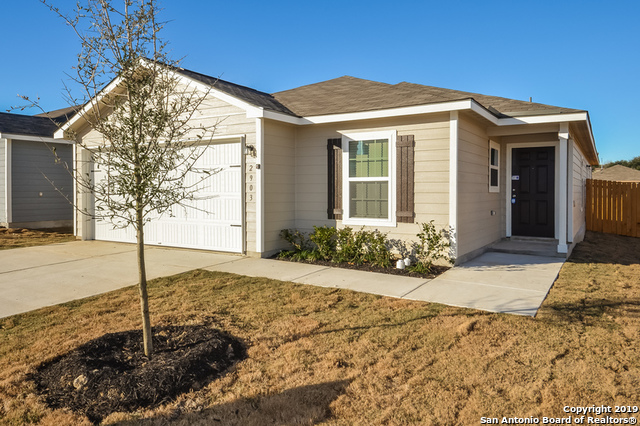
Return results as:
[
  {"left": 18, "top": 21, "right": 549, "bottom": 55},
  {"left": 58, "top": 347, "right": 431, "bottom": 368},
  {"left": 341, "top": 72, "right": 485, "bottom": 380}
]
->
[{"left": 0, "top": 0, "right": 638, "bottom": 163}]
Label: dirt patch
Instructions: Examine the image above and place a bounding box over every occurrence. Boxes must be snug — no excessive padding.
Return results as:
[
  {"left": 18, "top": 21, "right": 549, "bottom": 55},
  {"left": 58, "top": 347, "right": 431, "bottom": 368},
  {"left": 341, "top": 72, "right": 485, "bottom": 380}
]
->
[
  {"left": 29, "top": 325, "right": 246, "bottom": 423},
  {"left": 0, "top": 227, "right": 75, "bottom": 250},
  {"left": 274, "top": 256, "right": 450, "bottom": 279}
]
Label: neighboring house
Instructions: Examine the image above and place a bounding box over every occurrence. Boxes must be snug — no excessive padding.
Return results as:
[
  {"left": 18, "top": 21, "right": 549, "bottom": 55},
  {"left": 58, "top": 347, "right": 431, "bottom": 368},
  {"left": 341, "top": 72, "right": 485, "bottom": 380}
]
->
[
  {"left": 57, "top": 67, "right": 598, "bottom": 262},
  {"left": 592, "top": 164, "right": 640, "bottom": 182},
  {"left": 0, "top": 108, "right": 75, "bottom": 229}
]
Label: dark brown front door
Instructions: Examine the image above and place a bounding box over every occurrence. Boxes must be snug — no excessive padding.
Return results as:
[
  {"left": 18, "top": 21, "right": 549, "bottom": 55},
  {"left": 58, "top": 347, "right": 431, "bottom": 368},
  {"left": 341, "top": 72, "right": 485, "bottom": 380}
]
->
[{"left": 511, "top": 147, "right": 555, "bottom": 238}]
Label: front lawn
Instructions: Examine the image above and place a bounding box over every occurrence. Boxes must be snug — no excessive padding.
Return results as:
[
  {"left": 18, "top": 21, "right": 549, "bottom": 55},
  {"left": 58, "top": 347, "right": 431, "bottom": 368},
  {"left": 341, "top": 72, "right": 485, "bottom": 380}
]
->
[
  {"left": 0, "top": 228, "right": 75, "bottom": 250},
  {"left": 0, "top": 231, "right": 638, "bottom": 424}
]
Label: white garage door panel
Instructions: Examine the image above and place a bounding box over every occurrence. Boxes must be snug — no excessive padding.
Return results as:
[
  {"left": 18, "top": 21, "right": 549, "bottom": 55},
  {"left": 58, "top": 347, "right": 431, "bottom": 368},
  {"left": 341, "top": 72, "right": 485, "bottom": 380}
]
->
[{"left": 93, "top": 142, "right": 243, "bottom": 253}]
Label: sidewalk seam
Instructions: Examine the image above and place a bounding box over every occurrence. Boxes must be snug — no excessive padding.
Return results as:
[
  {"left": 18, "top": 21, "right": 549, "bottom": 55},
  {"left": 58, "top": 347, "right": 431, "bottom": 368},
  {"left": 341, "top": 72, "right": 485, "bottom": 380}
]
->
[{"left": 399, "top": 280, "right": 432, "bottom": 298}]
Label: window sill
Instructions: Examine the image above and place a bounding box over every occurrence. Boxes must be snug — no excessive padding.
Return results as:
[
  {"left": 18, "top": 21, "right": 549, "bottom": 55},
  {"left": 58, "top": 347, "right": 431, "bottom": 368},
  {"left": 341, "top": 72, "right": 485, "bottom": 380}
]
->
[{"left": 341, "top": 218, "right": 397, "bottom": 228}]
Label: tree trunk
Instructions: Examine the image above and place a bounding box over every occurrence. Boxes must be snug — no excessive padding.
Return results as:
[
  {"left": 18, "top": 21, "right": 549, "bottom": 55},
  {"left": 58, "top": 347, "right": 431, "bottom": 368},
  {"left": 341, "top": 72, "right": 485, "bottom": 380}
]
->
[{"left": 136, "top": 208, "right": 153, "bottom": 357}]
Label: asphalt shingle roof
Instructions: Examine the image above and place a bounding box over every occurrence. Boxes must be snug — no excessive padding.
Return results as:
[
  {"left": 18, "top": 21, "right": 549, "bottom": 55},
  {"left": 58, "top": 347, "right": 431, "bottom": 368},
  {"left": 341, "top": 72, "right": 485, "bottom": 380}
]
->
[
  {"left": 174, "top": 67, "right": 297, "bottom": 116},
  {"left": 592, "top": 165, "right": 640, "bottom": 182},
  {"left": 0, "top": 112, "right": 61, "bottom": 137},
  {"left": 271, "top": 76, "right": 584, "bottom": 118},
  {"left": 167, "top": 66, "right": 585, "bottom": 120}
]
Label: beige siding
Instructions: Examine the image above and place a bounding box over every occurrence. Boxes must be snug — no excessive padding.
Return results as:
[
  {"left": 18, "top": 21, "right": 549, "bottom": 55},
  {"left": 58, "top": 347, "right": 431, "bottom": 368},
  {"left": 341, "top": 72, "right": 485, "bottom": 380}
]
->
[
  {"left": 294, "top": 113, "right": 450, "bottom": 246},
  {"left": 263, "top": 119, "right": 296, "bottom": 254},
  {"left": 571, "top": 139, "right": 589, "bottom": 242},
  {"left": 0, "top": 139, "right": 5, "bottom": 224},
  {"left": 456, "top": 115, "right": 502, "bottom": 258}
]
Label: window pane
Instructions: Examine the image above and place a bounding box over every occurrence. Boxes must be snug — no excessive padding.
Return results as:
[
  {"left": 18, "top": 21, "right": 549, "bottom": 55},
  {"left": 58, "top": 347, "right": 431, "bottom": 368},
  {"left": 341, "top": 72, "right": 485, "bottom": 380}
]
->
[
  {"left": 349, "top": 181, "right": 388, "bottom": 219},
  {"left": 490, "top": 168, "right": 499, "bottom": 187},
  {"left": 490, "top": 148, "right": 499, "bottom": 166},
  {"left": 349, "top": 139, "right": 388, "bottom": 178}
]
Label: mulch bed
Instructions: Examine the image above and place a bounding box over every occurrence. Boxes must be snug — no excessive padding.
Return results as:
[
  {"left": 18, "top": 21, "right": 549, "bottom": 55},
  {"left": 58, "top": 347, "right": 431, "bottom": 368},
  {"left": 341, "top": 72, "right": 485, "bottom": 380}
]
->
[
  {"left": 29, "top": 325, "right": 246, "bottom": 423},
  {"left": 275, "top": 256, "right": 450, "bottom": 280}
]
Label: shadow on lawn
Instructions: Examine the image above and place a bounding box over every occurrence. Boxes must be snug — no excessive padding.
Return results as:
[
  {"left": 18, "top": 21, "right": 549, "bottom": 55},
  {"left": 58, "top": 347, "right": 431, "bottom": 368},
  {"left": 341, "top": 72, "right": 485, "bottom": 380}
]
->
[
  {"left": 542, "top": 296, "right": 640, "bottom": 323},
  {"left": 568, "top": 231, "right": 640, "bottom": 266},
  {"left": 115, "top": 379, "right": 352, "bottom": 425}
]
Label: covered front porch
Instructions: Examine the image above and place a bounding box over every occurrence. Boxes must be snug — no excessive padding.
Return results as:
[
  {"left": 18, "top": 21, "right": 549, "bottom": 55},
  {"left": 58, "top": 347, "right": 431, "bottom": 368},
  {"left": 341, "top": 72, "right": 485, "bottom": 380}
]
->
[{"left": 488, "top": 118, "right": 598, "bottom": 258}]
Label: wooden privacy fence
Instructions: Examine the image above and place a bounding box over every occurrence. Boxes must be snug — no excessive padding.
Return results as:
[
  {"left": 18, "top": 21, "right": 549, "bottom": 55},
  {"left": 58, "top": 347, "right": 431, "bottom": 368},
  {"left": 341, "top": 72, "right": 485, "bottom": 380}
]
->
[{"left": 586, "top": 179, "right": 640, "bottom": 237}]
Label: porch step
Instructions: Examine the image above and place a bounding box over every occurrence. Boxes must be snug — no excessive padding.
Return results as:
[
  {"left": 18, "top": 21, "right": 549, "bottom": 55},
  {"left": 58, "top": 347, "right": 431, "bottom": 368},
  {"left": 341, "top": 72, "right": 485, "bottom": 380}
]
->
[{"left": 489, "top": 238, "right": 566, "bottom": 258}]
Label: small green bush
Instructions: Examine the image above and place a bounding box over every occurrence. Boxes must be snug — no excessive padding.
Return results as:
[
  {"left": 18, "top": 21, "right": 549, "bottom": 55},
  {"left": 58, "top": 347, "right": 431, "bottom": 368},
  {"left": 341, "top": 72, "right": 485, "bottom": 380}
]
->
[
  {"left": 309, "top": 226, "right": 337, "bottom": 261},
  {"left": 279, "top": 221, "right": 450, "bottom": 273},
  {"left": 278, "top": 229, "right": 314, "bottom": 261},
  {"left": 362, "top": 229, "right": 392, "bottom": 268},
  {"left": 334, "top": 227, "right": 391, "bottom": 267},
  {"left": 408, "top": 221, "right": 453, "bottom": 274}
]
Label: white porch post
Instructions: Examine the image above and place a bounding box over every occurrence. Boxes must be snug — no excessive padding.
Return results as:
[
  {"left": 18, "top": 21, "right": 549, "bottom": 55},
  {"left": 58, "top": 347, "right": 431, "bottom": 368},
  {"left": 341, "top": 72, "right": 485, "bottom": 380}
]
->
[
  {"left": 557, "top": 123, "right": 569, "bottom": 254},
  {"left": 255, "top": 117, "right": 265, "bottom": 255},
  {"left": 449, "top": 111, "right": 459, "bottom": 260}
]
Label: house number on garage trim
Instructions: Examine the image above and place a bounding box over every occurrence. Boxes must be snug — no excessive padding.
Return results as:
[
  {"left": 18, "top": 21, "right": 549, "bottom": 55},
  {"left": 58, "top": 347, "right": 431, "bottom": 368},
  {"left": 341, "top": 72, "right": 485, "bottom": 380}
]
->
[{"left": 247, "top": 164, "right": 255, "bottom": 201}]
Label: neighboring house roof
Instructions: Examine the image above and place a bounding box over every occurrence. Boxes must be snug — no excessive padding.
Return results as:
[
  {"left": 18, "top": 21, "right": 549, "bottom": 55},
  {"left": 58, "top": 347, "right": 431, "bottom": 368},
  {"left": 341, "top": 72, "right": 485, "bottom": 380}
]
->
[
  {"left": 592, "top": 165, "right": 640, "bottom": 182},
  {"left": 0, "top": 111, "right": 61, "bottom": 137},
  {"left": 270, "top": 76, "right": 584, "bottom": 118},
  {"left": 34, "top": 106, "right": 79, "bottom": 124}
]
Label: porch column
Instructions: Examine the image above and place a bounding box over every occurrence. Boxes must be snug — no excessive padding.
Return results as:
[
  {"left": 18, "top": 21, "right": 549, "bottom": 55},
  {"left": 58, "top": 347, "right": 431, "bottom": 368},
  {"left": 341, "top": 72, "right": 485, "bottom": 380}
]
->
[
  {"left": 255, "top": 117, "right": 265, "bottom": 255},
  {"left": 557, "top": 123, "right": 569, "bottom": 253},
  {"left": 449, "top": 111, "right": 458, "bottom": 260}
]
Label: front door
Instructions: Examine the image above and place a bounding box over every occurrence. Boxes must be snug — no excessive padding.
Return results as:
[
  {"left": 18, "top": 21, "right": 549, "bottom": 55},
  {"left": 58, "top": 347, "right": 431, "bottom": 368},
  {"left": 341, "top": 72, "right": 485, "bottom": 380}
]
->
[{"left": 511, "top": 147, "right": 555, "bottom": 238}]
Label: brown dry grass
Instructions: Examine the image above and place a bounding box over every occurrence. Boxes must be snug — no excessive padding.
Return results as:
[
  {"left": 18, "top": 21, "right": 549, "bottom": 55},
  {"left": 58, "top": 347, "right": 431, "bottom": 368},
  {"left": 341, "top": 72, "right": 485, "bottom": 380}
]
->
[
  {"left": 0, "top": 228, "right": 75, "bottom": 250},
  {"left": 0, "top": 231, "right": 639, "bottom": 425}
]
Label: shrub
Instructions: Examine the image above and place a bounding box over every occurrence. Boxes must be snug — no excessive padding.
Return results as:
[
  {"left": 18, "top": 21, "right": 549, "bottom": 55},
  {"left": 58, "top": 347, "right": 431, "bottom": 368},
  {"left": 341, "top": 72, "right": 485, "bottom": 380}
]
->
[
  {"left": 279, "top": 222, "right": 449, "bottom": 273},
  {"left": 309, "top": 226, "right": 337, "bottom": 261},
  {"left": 334, "top": 227, "right": 391, "bottom": 267},
  {"left": 408, "top": 221, "right": 453, "bottom": 274},
  {"left": 278, "top": 229, "right": 314, "bottom": 261},
  {"left": 362, "top": 229, "right": 392, "bottom": 268}
]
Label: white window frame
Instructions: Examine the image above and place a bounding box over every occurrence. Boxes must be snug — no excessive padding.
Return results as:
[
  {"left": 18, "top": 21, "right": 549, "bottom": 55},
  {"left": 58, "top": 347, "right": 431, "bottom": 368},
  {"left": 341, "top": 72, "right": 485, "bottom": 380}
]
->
[
  {"left": 489, "top": 140, "right": 500, "bottom": 193},
  {"left": 341, "top": 130, "right": 396, "bottom": 227}
]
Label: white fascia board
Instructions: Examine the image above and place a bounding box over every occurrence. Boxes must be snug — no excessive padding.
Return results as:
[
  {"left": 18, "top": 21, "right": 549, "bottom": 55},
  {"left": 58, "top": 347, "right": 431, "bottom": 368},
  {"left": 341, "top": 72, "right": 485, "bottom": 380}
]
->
[
  {"left": 301, "top": 100, "right": 475, "bottom": 124},
  {"left": 56, "top": 70, "right": 266, "bottom": 139},
  {"left": 258, "top": 99, "right": 589, "bottom": 129},
  {"left": 254, "top": 109, "right": 303, "bottom": 125},
  {"left": 583, "top": 112, "right": 598, "bottom": 164},
  {"left": 0, "top": 133, "right": 74, "bottom": 144},
  {"left": 496, "top": 112, "right": 589, "bottom": 126},
  {"left": 469, "top": 102, "right": 499, "bottom": 125},
  {"left": 55, "top": 76, "right": 124, "bottom": 139}
]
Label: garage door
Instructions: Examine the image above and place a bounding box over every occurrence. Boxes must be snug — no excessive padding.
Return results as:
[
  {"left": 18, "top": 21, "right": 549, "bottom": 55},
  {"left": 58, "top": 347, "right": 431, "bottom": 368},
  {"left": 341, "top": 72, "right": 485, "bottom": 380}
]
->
[{"left": 92, "top": 141, "right": 243, "bottom": 253}]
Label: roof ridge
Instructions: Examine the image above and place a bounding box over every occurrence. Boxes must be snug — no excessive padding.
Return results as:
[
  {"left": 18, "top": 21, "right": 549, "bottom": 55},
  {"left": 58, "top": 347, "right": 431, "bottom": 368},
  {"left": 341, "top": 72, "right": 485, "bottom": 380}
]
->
[
  {"left": 393, "top": 80, "right": 585, "bottom": 112},
  {"left": 273, "top": 75, "right": 390, "bottom": 96}
]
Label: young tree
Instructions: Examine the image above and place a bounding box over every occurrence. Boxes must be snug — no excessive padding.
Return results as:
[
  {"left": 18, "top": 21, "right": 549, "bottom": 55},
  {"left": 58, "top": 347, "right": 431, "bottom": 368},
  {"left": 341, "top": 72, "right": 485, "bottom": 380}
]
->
[{"left": 37, "top": 0, "right": 216, "bottom": 357}]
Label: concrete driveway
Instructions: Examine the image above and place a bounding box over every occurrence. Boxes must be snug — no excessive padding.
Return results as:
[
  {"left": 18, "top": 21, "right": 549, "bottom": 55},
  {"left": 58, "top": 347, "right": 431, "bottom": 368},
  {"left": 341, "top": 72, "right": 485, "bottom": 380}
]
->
[
  {"left": 0, "top": 241, "right": 244, "bottom": 319},
  {"left": 0, "top": 241, "right": 565, "bottom": 319}
]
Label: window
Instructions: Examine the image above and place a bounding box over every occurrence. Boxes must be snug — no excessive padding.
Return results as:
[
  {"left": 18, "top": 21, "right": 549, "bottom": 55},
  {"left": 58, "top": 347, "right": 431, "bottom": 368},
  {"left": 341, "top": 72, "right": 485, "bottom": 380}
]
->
[
  {"left": 489, "top": 140, "right": 499, "bottom": 193},
  {"left": 342, "top": 131, "right": 395, "bottom": 225}
]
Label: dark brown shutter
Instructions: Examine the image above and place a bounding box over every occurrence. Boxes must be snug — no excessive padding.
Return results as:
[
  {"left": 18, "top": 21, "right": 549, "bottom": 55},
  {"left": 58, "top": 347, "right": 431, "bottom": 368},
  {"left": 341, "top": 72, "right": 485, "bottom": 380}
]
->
[
  {"left": 396, "top": 135, "right": 415, "bottom": 223},
  {"left": 327, "top": 138, "right": 343, "bottom": 219}
]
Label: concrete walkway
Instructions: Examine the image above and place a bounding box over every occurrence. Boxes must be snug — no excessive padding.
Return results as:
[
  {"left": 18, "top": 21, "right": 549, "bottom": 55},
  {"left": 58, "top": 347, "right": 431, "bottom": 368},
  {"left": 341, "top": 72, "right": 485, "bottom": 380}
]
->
[{"left": 0, "top": 241, "right": 565, "bottom": 319}]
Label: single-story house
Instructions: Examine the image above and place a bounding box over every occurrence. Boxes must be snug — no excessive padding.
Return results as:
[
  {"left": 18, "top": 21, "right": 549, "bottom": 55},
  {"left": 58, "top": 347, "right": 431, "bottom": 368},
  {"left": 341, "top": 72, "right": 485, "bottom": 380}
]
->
[
  {"left": 592, "top": 164, "right": 640, "bottom": 182},
  {"left": 0, "top": 108, "right": 75, "bottom": 229},
  {"left": 56, "top": 67, "right": 598, "bottom": 262}
]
